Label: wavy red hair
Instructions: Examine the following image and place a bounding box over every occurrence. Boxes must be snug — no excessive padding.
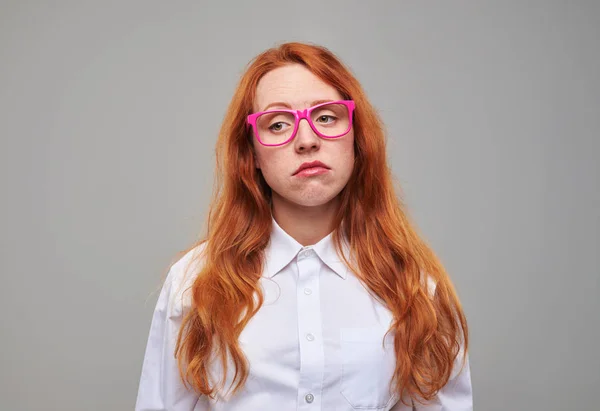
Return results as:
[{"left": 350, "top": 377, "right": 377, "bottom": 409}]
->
[{"left": 173, "top": 42, "right": 469, "bottom": 406}]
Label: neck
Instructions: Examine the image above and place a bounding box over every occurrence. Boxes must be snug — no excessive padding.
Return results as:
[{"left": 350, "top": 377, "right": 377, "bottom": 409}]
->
[{"left": 271, "top": 193, "right": 339, "bottom": 247}]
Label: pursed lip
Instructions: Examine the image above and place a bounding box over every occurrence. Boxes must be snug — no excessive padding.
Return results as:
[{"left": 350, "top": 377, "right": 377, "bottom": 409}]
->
[{"left": 293, "top": 160, "right": 330, "bottom": 175}]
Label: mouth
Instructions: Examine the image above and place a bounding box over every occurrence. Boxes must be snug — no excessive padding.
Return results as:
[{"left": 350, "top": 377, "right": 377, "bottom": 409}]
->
[
  {"left": 293, "top": 160, "right": 330, "bottom": 176},
  {"left": 294, "top": 166, "right": 330, "bottom": 178}
]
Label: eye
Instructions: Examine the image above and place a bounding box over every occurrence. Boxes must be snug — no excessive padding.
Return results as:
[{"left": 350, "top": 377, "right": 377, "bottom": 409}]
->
[
  {"left": 316, "top": 115, "right": 336, "bottom": 124},
  {"left": 269, "top": 122, "right": 289, "bottom": 132}
]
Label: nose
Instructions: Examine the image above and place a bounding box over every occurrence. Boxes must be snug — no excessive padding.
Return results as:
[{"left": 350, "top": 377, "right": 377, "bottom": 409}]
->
[{"left": 294, "top": 118, "right": 320, "bottom": 152}]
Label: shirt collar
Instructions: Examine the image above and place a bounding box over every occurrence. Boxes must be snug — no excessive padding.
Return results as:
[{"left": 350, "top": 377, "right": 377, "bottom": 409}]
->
[{"left": 264, "top": 216, "right": 350, "bottom": 280}]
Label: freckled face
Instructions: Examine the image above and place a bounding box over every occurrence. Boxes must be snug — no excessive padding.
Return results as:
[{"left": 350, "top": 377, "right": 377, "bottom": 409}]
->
[{"left": 252, "top": 64, "right": 355, "bottom": 208}]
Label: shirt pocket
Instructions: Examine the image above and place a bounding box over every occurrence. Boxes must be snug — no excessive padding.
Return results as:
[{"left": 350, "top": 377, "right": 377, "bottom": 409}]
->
[{"left": 339, "top": 327, "right": 399, "bottom": 410}]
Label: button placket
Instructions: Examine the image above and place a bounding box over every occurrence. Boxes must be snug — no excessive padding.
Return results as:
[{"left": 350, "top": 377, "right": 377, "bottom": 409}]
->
[{"left": 296, "top": 250, "right": 324, "bottom": 409}]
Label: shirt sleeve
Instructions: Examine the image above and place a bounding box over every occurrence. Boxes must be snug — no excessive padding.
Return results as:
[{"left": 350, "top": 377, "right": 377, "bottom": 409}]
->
[
  {"left": 392, "top": 274, "right": 473, "bottom": 411},
  {"left": 389, "top": 350, "right": 473, "bottom": 411},
  {"left": 414, "top": 351, "right": 473, "bottom": 411},
  {"left": 134, "top": 266, "right": 210, "bottom": 411}
]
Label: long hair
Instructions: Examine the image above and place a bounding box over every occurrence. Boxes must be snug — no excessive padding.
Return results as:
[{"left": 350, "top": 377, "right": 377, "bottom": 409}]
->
[{"left": 174, "top": 42, "right": 468, "bottom": 405}]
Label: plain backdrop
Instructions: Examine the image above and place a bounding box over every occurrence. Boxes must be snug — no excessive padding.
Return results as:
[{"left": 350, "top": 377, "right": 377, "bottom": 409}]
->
[{"left": 1, "top": 1, "right": 598, "bottom": 410}]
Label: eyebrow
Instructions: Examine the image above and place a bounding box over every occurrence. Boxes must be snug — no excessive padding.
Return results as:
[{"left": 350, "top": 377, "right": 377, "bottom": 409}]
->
[{"left": 261, "top": 99, "right": 335, "bottom": 112}]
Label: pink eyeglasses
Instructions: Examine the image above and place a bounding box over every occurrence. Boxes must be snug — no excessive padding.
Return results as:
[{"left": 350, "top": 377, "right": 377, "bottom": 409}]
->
[{"left": 247, "top": 100, "right": 355, "bottom": 146}]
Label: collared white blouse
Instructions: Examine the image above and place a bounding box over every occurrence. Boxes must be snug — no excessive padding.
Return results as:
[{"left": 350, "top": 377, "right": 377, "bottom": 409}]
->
[{"left": 135, "top": 217, "right": 473, "bottom": 411}]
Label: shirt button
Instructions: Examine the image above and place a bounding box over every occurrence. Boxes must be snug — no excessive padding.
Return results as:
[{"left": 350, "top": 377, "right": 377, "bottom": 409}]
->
[
  {"left": 305, "top": 393, "right": 314, "bottom": 403},
  {"left": 306, "top": 333, "right": 315, "bottom": 341},
  {"left": 299, "top": 248, "right": 315, "bottom": 258},
  {"left": 304, "top": 288, "right": 312, "bottom": 295}
]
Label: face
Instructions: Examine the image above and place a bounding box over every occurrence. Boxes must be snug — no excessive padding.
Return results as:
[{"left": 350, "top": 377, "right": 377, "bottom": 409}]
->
[{"left": 252, "top": 64, "right": 355, "bottom": 209}]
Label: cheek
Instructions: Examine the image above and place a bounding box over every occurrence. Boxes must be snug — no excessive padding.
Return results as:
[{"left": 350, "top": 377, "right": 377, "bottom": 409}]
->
[
  {"left": 340, "top": 134, "right": 356, "bottom": 166},
  {"left": 256, "top": 151, "right": 286, "bottom": 180},
  {"left": 337, "top": 136, "right": 356, "bottom": 183},
  {"left": 252, "top": 138, "right": 262, "bottom": 168},
  {"left": 254, "top": 142, "right": 273, "bottom": 171}
]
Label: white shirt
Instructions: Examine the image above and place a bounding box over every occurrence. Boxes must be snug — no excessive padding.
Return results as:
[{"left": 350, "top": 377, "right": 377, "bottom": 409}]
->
[{"left": 135, "top": 217, "right": 473, "bottom": 411}]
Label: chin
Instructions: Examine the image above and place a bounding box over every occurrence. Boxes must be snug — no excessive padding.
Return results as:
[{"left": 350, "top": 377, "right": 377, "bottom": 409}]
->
[
  {"left": 289, "top": 189, "right": 341, "bottom": 208},
  {"left": 292, "top": 198, "right": 332, "bottom": 207},
  {"left": 270, "top": 182, "right": 346, "bottom": 208}
]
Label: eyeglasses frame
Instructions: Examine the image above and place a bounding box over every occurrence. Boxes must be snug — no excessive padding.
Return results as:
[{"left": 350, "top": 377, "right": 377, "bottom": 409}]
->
[{"left": 246, "top": 99, "right": 355, "bottom": 147}]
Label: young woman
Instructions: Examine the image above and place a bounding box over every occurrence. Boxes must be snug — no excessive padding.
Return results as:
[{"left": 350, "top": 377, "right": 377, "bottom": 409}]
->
[{"left": 135, "top": 42, "right": 472, "bottom": 411}]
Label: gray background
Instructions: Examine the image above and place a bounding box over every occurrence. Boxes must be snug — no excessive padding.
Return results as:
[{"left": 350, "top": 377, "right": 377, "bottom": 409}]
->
[{"left": 1, "top": 1, "right": 598, "bottom": 410}]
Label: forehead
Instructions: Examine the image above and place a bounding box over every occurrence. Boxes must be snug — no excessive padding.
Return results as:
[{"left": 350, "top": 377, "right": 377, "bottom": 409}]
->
[{"left": 254, "top": 64, "right": 342, "bottom": 112}]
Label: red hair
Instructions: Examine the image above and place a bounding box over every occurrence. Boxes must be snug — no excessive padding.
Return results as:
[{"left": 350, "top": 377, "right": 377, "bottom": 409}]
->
[{"left": 174, "top": 42, "right": 468, "bottom": 406}]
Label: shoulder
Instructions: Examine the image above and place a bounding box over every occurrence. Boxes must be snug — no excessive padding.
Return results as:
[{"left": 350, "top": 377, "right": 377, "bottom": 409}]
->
[
  {"left": 163, "top": 241, "right": 209, "bottom": 316},
  {"left": 167, "top": 241, "right": 208, "bottom": 285}
]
